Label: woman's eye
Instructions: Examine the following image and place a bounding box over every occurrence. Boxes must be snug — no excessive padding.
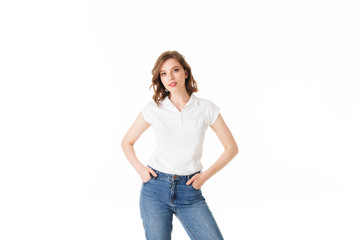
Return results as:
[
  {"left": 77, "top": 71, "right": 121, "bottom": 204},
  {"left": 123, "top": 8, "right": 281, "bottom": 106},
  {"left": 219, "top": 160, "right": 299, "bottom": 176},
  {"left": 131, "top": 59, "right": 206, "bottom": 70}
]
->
[{"left": 160, "top": 69, "right": 178, "bottom": 76}]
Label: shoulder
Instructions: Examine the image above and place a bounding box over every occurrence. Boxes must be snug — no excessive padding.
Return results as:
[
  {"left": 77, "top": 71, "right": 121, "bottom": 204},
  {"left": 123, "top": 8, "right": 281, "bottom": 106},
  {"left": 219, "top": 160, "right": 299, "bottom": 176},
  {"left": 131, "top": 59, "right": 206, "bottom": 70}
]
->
[
  {"left": 141, "top": 99, "right": 163, "bottom": 114},
  {"left": 196, "top": 96, "right": 221, "bottom": 125},
  {"left": 141, "top": 99, "right": 159, "bottom": 124},
  {"left": 142, "top": 99, "right": 159, "bottom": 110},
  {"left": 197, "top": 96, "right": 220, "bottom": 109}
]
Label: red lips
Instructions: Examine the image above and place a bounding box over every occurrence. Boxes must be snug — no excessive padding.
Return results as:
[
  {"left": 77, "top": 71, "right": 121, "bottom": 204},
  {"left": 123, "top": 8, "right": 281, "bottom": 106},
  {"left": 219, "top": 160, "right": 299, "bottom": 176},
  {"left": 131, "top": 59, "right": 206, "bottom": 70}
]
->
[{"left": 169, "top": 82, "right": 177, "bottom": 87}]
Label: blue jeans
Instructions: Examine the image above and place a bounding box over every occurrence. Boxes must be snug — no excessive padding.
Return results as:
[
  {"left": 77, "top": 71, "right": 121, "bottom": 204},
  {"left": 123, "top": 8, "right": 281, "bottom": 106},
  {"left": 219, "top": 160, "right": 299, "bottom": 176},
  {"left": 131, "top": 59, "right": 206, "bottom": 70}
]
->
[{"left": 140, "top": 166, "right": 224, "bottom": 240}]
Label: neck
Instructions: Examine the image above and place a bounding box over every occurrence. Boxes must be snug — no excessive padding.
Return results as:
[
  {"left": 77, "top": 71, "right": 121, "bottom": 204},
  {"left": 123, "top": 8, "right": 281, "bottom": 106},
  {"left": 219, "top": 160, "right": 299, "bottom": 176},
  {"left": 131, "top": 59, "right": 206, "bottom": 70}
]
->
[{"left": 169, "top": 91, "right": 191, "bottom": 105}]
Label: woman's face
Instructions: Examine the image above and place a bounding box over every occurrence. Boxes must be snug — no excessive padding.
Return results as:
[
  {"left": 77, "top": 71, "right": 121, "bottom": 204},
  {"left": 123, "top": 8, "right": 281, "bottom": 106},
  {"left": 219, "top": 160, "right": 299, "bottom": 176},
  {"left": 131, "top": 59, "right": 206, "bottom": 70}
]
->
[{"left": 159, "top": 58, "right": 188, "bottom": 94}]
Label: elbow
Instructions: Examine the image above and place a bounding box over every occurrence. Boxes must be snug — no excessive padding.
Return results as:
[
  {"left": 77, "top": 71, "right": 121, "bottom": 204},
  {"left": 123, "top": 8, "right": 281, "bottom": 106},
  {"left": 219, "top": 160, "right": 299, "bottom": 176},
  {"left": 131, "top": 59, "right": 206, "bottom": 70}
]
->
[
  {"left": 121, "top": 138, "right": 134, "bottom": 150},
  {"left": 232, "top": 144, "right": 239, "bottom": 156},
  {"left": 121, "top": 139, "right": 126, "bottom": 151},
  {"left": 225, "top": 142, "right": 238, "bottom": 156}
]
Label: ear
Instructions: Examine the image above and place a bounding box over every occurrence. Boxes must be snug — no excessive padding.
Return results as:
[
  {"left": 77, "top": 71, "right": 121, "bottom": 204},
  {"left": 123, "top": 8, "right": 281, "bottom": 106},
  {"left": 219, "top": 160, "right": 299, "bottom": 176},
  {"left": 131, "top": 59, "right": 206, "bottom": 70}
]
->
[{"left": 185, "top": 69, "right": 188, "bottom": 79}]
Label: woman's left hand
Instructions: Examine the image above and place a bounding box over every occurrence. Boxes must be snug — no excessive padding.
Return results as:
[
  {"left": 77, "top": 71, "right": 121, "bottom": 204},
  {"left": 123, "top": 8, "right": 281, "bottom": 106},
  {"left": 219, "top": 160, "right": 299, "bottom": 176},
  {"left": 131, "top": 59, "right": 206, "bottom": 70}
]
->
[{"left": 186, "top": 173, "right": 208, "bottom": 190}]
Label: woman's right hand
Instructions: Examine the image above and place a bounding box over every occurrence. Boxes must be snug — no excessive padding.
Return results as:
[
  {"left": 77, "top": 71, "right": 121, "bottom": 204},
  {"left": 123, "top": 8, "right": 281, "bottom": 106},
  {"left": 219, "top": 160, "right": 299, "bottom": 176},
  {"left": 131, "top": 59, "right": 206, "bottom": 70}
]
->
[{"left": 139, "top": 165, "right": 157, "bottom": 183}]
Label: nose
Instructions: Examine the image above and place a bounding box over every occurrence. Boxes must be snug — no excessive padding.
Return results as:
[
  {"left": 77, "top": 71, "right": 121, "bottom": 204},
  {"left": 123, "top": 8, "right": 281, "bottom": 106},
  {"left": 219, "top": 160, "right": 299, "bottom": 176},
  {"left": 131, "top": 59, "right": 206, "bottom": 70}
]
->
[{"left": 168, "top": 72, "right": 174, "bottom": 81}]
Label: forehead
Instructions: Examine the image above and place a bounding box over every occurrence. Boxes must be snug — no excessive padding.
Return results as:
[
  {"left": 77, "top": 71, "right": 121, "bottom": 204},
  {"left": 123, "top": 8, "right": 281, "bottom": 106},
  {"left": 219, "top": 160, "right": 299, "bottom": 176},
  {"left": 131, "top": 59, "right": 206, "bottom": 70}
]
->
[{"left": 160, "top": 58, "right": 182, "bottom": 71}]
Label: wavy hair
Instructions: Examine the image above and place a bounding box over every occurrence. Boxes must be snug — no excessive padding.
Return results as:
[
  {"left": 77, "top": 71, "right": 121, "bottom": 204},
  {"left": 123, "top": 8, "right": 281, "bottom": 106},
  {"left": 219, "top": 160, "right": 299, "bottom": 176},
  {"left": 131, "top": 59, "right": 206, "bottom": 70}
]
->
[{"left": 149, "top": 50, "right": 198, "bottom": 107}]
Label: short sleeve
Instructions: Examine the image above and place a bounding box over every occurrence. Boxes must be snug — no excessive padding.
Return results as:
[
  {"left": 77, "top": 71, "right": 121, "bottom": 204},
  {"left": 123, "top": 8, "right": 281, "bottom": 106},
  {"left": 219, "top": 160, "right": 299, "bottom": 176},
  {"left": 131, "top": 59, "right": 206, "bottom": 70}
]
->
[
  {"left": 141, "top": 101, "right": 155, "bottom": 124},
  {"left": 209, "top": 101, "right": 221, "bottom": 126}
]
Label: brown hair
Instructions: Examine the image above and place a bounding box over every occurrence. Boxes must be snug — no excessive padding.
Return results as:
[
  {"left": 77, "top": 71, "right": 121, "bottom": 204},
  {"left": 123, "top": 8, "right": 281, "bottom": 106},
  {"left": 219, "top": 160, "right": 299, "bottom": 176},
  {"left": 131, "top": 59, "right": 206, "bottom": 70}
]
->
[{"left": 149, "top": 50, "right": 198, "bottom": 107}]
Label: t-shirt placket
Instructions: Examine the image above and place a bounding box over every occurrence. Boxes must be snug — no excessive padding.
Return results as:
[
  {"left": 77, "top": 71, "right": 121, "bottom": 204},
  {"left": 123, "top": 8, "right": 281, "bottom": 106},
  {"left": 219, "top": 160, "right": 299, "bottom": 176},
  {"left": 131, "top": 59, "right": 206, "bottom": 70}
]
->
[
  {"left": 179, "top": 111, "right": 182, "bottom": 128},
  {"left": 169, "top": 102, "right": 191, "bottom": 129}
]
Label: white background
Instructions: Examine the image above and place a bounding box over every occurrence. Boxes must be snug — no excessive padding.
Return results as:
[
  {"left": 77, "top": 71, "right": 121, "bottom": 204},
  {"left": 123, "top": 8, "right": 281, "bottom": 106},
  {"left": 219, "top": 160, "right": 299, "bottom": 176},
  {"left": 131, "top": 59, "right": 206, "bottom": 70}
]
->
[{"left": 1, "top": 0, "right": 359, "bottom": 239}]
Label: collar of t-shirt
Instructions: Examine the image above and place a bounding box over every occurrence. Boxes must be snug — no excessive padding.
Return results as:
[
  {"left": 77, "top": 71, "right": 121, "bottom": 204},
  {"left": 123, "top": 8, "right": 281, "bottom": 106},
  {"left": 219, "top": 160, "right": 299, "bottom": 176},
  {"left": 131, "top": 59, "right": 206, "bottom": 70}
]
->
[{"left": 161, "top": 93, "right": 199, "bottom": 111}]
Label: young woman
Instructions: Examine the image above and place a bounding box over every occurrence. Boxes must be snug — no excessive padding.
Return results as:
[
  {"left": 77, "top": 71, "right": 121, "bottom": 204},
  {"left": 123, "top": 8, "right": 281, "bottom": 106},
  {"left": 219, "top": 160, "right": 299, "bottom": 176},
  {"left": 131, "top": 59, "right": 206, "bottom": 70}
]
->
[{"left": 121, "top": 50, "right": 238, "bottom": 240}]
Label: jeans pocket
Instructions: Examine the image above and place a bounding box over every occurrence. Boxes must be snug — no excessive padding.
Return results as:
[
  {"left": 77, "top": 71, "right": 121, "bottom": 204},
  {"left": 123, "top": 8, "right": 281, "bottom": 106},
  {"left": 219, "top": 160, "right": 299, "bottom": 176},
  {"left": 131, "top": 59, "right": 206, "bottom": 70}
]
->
[
  {"left": 143, "top": 176, "right": 153, "bottom": 184},
  {"left": 191, "top": 184, "right": 201, "bottom": 191}
]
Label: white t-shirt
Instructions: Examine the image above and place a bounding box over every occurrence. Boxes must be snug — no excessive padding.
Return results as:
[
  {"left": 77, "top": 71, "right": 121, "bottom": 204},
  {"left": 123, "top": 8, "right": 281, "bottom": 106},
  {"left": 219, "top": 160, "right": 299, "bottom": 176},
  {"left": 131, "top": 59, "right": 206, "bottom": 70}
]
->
[{"left": 141, "top": 93, "right": 220, "bottom": 175}]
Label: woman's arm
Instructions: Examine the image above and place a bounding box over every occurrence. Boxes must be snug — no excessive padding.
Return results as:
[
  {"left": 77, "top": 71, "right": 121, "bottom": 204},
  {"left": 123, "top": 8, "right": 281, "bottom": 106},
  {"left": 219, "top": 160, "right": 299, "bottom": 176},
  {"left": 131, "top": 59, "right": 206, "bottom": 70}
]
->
[
  {"left": 186, "top": 113, "right": 238, "bottom": 189},
  {"left": 121, "top": 112, "right": 157, "bottom": 182}
]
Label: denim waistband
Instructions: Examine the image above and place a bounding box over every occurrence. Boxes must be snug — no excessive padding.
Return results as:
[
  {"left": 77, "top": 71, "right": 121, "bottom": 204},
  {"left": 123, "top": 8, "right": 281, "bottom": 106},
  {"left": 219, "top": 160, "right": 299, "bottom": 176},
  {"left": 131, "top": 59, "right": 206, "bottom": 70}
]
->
[{"left": 147, "top": 165, "right": 201, "bottom": 181}]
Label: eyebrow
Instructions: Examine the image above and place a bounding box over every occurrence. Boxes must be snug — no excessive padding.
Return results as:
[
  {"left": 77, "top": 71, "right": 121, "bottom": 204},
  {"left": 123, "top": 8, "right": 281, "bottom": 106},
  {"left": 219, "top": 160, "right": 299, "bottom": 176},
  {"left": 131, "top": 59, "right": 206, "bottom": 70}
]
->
[{"left": 160, "top": 66, "right": 180, "bottom": 72}]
